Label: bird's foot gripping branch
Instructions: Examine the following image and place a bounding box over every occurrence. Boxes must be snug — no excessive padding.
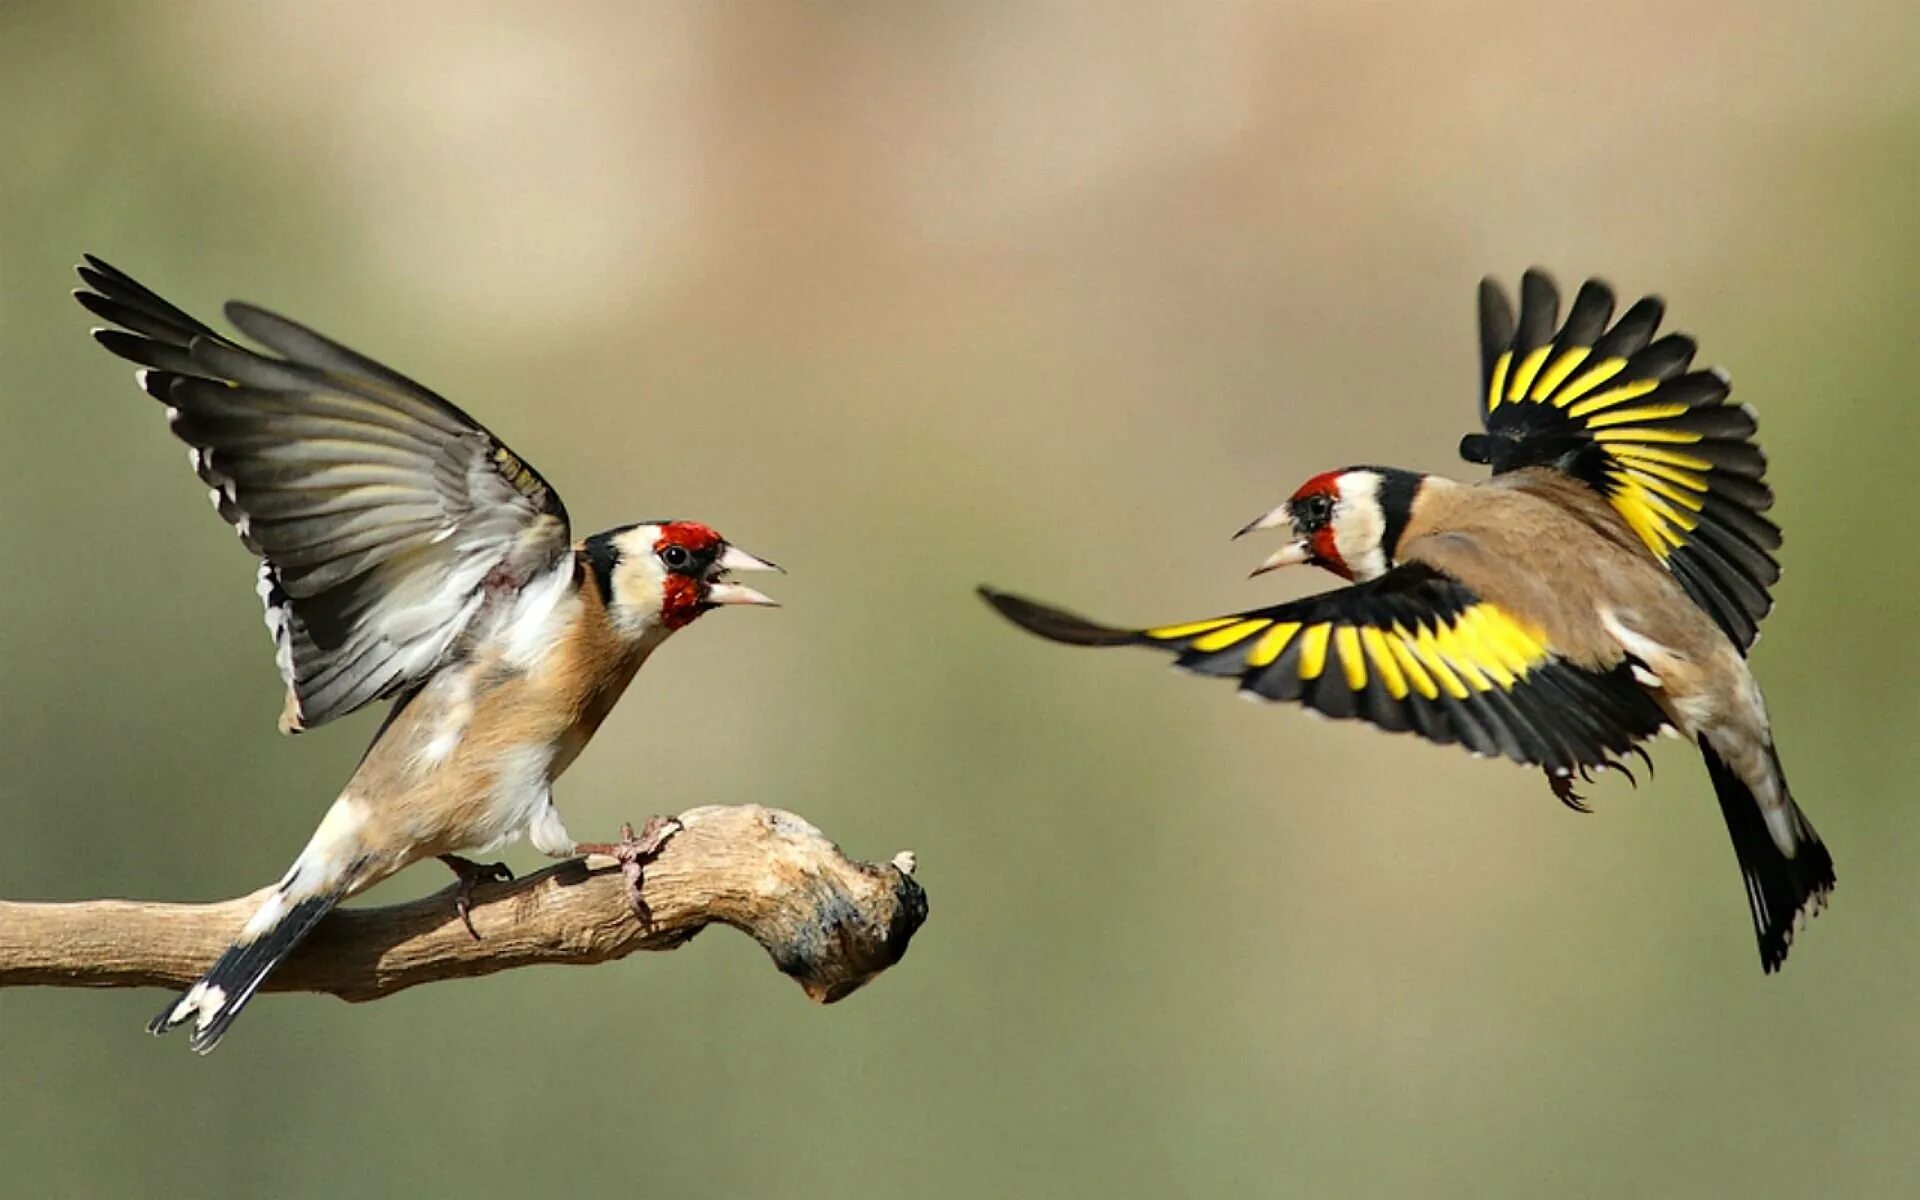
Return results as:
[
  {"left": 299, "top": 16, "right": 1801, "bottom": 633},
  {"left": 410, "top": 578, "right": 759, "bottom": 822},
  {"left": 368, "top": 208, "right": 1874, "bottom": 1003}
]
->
[
  {"left": 0, "top": 804, "right": 927, "bottom": 1014},
  {"left": 573, "top": 814, "right": 686, "bottom": 929}
]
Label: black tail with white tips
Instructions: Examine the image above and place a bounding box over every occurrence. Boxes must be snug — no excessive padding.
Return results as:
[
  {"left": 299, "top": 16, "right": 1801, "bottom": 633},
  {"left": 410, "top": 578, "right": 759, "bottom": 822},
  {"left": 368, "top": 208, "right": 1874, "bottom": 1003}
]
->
[
  {"left": 1699, "top": 739, "right": 1834, "bottom": 973},
  {"left": 150, "top": 886, "right": 347, "bottom": 1053}
]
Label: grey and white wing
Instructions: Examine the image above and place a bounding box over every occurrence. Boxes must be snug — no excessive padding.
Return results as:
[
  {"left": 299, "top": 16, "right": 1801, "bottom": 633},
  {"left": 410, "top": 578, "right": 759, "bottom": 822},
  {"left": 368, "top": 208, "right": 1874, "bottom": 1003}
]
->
[{"left": 76, "top": 256, "right": 572, "bottom": 731}]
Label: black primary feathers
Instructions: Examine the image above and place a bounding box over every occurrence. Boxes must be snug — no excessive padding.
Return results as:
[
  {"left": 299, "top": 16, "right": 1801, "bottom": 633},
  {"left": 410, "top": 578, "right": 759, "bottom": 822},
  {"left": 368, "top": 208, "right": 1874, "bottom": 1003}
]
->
[
  {"left": 980, "top": 569, "right": 1670, "bottom": 777},
  {"left": 1465, "top": 270, "right": 1781, "bottom": 651}
]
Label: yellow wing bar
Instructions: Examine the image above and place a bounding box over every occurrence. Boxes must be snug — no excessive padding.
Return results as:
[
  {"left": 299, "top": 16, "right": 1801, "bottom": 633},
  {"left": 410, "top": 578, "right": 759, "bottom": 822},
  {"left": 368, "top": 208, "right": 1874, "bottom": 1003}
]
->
[
  {"left": 1146, "top": 601, "right": 1551, "bottom": 697},
  {"left": 983, "top": 567, "right": 1670, "bottom": 773},
  {"left": 1469, "top": 269, "right": 1781, "bottom": 652}
]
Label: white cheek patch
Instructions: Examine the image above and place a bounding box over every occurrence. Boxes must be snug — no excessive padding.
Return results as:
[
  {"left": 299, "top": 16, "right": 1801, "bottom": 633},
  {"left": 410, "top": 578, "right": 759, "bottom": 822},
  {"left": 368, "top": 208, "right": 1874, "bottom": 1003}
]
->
[
  {"left": 589, "top": 525, "right": 669, "bottom": 638},
  {"left": 1333, "top": 471, "right": 1389, "bottom": 582},
  {"left": 610, "top": 554, "right": 668, "bottom": 635}
]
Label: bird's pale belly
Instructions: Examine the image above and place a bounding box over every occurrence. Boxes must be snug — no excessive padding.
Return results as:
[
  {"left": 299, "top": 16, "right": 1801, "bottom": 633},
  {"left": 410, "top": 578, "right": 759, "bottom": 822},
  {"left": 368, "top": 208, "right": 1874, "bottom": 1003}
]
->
[
  {"left": 342, "top": 666, "right": 567, "bottom": 861},
  {"left": 463, "top": 744, "right": 561, "bottom": 854},
  {"left": 341, "top": 630, "right": 647, "bottom": 865},
  {"left": 368, "top": 730, "right": 563, "bottom": 860}
]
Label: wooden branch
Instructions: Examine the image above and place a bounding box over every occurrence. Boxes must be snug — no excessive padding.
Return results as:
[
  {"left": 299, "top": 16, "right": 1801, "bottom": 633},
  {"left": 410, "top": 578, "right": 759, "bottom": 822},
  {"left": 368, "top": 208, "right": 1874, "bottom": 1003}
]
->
[{"left": 0, "top": 805, "right": 926, "bottom": 1005}]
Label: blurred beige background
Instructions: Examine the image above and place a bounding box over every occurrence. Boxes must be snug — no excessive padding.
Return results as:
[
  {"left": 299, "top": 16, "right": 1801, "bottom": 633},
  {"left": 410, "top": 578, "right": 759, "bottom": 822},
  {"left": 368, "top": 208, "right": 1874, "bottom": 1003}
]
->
[{"left": 3, "top": 2, "right": 1918, "bottom": 1196}]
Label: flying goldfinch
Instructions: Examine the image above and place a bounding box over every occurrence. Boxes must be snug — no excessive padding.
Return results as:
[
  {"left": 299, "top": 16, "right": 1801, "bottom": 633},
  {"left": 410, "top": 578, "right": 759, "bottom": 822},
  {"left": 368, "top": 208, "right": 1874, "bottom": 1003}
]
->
[
  {"left": 76, "top": 257, "right": 782, "bottom": 1050},
  {"left": 982, "top": 270, "right": 1831, "bottom": 972}
]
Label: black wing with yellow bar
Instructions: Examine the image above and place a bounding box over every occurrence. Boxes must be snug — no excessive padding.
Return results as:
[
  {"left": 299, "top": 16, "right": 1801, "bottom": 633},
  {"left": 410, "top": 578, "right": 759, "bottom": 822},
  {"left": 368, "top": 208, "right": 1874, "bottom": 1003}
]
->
[
  {"left": 1460, "top": 270, "right": 1780, "bottom": 651},
  {"left": 980, "top": 567, "right": 1669, "bottom": 773}
]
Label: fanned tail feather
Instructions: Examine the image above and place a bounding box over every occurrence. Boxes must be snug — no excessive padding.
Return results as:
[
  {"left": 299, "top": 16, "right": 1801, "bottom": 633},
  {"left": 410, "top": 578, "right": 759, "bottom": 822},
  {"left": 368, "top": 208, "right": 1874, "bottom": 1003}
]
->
[
  {"left": 151, "top": 881, "right": 349, "bottom": 1053},
  {"left": 1699, "top": 739, "right": 1832, "bottom": 972}
]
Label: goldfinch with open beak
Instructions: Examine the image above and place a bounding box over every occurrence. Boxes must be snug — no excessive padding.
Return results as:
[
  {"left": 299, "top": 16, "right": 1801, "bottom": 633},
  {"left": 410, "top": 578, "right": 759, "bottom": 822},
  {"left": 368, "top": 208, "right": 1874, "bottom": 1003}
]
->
[
  {"left": 982, "top": 270, "right": 1832, "bottom": 972},
  {"left": 75, "top": 257, "right": 782, "bottom": 1051}
]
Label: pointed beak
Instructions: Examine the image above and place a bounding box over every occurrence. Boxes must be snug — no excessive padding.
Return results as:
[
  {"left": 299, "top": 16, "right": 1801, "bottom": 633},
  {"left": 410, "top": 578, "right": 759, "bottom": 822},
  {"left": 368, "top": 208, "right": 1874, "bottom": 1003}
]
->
[
  {"left": 1232, "top": 504, "right": 1292, "bottom": 541},
  {"left": 1233, "top": 505, "right": 1310, "bottom": 576},
  {"left": 705, "top": 581, "right": 779, "bottom": 607},
  {"left": 717, "top": 544, "right": 784, "bottom": 574},
  {"left": 705, "top": 543, "right": 783, "bottom": 607},
  {"left": 1249, "top": 539, "right": 1311, "bottom": 577}
]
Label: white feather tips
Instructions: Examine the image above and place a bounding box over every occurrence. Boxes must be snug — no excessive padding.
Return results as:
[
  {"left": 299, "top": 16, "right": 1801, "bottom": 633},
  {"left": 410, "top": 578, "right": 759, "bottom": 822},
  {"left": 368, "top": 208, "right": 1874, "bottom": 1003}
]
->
[
  {"left": 257, "top": 563, "right": 296, "bottom": 690},
  {"left": 161, "top": 981, "right": 228, "bottom": 1034},
  {"left": 193, "top": 986, "right": 228, "bottom": 1030}
]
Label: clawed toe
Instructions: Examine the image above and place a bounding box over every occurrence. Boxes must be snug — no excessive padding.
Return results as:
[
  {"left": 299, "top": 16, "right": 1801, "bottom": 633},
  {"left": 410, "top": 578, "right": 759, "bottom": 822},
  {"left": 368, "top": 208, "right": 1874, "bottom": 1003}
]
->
[
  {"left": 617, "top": 816, "right": 682, "bottom": 863},
  {"left": 1626, "top": 744, "right": 1654, "bottom": 780},
  {"left": 439, "top": 854, "right": 517, "bottom": 940},
  {"left": 1550, "top": 748, "right": 1654, "bottom": 814},
  {"left": 1547, "top": 769, "right": 1592, "bottom": 814},
  {"left": 575, "top": 816, "right": 683, "bottom": 928},
  {"left": 1577, "top": 759, "right": 1637, "bottom": 788}
]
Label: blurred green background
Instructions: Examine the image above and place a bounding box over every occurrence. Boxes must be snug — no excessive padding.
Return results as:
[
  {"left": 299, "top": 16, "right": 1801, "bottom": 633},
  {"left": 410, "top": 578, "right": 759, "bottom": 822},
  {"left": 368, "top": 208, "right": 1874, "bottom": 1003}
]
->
[{"left": 4, "top": 2, "right": 1918, "bottom": 1196}]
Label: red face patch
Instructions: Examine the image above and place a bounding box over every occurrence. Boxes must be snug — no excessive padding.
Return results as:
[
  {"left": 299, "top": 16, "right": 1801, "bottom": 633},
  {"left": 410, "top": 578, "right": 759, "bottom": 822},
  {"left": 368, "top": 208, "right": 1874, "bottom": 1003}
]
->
[
  {"left": 1310, "top": 525, "right": 1349, "bottom": 579},
  {"left": 658, "top": 575, "right": 704, "bottom": 630},
  {"left": 1289, "top": 471, "right": 1343, "bottom": 506},
  {"left": 1288, "top": 471, "right": 1350, "bottom": 579},
  {"left": 653, "top": 521, "right": 723, "bottom": 558},
  {"left": 654, "top": 521, "right": 725, "bottom": 631}
]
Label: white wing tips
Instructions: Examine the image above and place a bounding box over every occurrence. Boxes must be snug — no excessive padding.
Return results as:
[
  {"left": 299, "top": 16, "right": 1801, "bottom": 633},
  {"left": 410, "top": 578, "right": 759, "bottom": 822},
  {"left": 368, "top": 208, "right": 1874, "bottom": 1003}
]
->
[{"left": 255, "top": 561, "right": 306, "bottom": 732}]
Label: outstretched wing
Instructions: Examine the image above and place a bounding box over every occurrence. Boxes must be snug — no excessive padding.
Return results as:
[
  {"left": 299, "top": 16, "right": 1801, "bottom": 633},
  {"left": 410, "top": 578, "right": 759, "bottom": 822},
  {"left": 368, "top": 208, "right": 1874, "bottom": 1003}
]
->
[
  {"left": 77, "top": 256, "right": 572, "bottom": 732},
  {"left": 980, "top": 565, "right": 1669, "bottom": 773},
  {"left": 1460, "top": 270, "right": 1780, "bottom": 651}
]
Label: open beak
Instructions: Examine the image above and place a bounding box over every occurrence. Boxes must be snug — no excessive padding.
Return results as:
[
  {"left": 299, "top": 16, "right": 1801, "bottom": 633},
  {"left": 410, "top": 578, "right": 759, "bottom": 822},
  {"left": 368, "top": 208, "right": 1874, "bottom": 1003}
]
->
[
  {"left": 1232, "top": 506, "right": 1309, "bottom": 577},
  {"left": 1248, "top": 539, "right": 1311, "bottom": 577},
  {"left": 705, "top": 544, "right": 784, "bottom": 607},
  {"left": 1232, "top": 505, "right": 1292, "bottom": 541},
  {"left": 717, "top": 544, "right": 784, "bottom": 574}
]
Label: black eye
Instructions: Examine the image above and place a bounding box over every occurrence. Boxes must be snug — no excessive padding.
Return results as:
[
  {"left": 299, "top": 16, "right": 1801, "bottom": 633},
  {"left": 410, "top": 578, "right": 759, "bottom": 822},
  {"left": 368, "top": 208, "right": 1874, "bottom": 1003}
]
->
[
  {"left": 1300, "top": 494, "right": 1334, "bottom": 525},
  {"left": 660, "top": 545, "right": 690, "bottom": 570}
]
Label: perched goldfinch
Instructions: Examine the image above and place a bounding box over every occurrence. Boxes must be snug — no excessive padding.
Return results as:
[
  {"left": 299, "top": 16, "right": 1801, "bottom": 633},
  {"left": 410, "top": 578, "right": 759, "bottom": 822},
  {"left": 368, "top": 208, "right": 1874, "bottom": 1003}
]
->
[
  {"left": 982, "top": 270, "right": 1832, "bottom": 972},
  {"left": 76, "top": 257, "right": 782, "bottom": 1051}
]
